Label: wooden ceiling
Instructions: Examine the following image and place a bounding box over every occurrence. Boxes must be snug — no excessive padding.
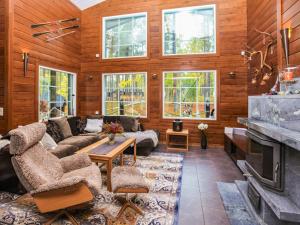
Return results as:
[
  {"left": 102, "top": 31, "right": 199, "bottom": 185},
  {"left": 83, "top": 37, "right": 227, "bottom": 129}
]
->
[{"left": 70, "top": 0, "right": 106, "bottom": 10}]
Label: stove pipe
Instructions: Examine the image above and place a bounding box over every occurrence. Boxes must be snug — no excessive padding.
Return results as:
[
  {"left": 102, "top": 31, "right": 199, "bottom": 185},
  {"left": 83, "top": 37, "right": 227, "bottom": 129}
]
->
[{"left": 280, "top": 28, "right": 290, "bottom": 67}]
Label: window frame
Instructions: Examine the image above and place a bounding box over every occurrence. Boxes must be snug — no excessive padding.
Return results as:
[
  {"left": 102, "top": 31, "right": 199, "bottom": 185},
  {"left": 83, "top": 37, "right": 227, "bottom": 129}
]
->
[
  {"left": 162, "top": 4, "right": 217, "bottom": 56},
  {"left": 102, "top": 12, "right": 148, "bottom": 60},
  {"left": 38, "top": 65, "right": 77, "bottom": 121},
  {"left": 102, "top": 72, "right": 148, "bottom": 118},
  {"left": 162, "top": 70, "right": 217, "bottom": 121}
]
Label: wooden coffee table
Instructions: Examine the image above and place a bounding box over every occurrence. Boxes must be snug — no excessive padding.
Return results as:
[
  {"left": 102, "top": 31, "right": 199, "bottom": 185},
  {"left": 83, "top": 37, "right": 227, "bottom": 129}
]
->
[{"left": 77, "top": 137, "right": 136, "bottom": 192}]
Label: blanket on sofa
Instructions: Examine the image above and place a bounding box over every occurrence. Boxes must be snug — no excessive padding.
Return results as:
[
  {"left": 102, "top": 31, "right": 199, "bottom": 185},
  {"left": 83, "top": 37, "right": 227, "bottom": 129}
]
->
[
  {"left": 123, "top": 130, "right": 159, "bottom": 147},
  {"left": 0, "top": 139, "right": 10, "bottom": 150}
]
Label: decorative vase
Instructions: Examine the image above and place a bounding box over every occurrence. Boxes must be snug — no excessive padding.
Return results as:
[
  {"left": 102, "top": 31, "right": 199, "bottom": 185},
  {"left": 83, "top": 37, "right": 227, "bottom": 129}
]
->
[
  {"left": 108, "top": 133, "right": 116, "bottom": 145},
  {"left": 200, "top": 131, "right": 207, "bottom": 150}
]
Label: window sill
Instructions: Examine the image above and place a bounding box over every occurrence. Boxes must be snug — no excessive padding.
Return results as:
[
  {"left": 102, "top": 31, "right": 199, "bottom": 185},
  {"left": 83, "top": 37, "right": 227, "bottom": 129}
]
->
[
  {"left": 100, "top": 56, "right": 150, "bottom": 62},
  {"left": 160, "top": 52, "right": 219, "bottom": 59}
]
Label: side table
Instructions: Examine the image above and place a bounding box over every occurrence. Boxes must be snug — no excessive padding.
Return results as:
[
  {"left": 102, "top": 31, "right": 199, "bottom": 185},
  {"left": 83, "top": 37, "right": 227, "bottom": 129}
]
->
[{"left": 166, "top": 129, "right": 189, "bottom": 152}]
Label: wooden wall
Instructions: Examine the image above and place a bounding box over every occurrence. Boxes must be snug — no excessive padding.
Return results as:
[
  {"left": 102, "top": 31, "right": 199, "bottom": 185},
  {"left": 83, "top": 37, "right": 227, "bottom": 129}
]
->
[
  {"left": 6, "top": 0, "right": 81, "bottom": 130},
  {"left": 79, "top": 0, "right": 248, "bottom": 146},
  {"left": 247, "top": 0, "right": 278, "bottom": 95},
  {"left": 0, "top": 0, "right": 5, "bottom": 134},
  {"left": 282, "top": 0, "right": 300, "bottom": 66},
  {"left": 247, "top": 0, "right": 300, "bottom": 95}
]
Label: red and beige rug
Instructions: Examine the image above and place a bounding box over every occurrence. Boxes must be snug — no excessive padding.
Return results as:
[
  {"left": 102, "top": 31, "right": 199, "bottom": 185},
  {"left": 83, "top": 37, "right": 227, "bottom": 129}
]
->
[{"left": 0, "top": 152, "right": 184, "bottom": 225}]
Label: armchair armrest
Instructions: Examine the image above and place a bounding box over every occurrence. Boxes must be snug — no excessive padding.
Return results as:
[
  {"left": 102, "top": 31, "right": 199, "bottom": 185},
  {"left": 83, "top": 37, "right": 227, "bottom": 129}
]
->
[
  {"left": 31, "top": 177, "right": 86, "bottom": 195},
  {"left": 60, "top": 153, "right": 92, "bottom": 173}
]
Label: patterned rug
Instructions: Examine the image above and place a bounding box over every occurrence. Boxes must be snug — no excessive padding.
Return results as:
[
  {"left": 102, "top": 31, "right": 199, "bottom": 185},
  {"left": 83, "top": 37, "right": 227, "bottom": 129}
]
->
[{"left": 0, "top": 152, "right": 184, "bottom": 225}]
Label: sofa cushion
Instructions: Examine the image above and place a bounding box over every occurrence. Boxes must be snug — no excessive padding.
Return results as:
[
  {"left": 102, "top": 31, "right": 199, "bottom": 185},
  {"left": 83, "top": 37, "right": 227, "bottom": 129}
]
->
[
  {"left": 67, "top": 116, "right": 81, "bottom": 136},
  {"left": 84, "top": 119, "right": 103, "bottom": 133},
  {"left": 49, "top": 144, "right": 79, "bottom": 158},
  {"left": 62, "top": 164, "right": 102, "bottom": 195},
  {"left": 46, "top": 120, "right": 64, "bottom": 143},
  {"left": 103, "top": 116, "right": 120, "bottom": 124},
  {"left": 120, "top": 116, "right": 136, "bottom": 132},
  {"left": 41, "top": 133, "right": 58, "bottom": 150},
  {"left": 0, "top": 145, "right": 26, "bottom": 194},
  {"left": 51, "top": 117, "right": 73, "bottom": 139},
  {"left": 59, "top": 135, "right": 99, "bottom": 149}
]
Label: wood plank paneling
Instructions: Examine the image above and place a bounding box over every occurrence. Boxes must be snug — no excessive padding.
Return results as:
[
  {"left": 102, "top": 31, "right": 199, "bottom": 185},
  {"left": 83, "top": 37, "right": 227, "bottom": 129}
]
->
[
  {"left": 8, "top": 0, "right": 81, "bottom": 130},
  {"left": 247, "top": 0, "right": 300, "bottom": 94},
  {"left": 0, "top": 0, "right": 5, "bottom": 134},
  {"left": 79, "top": 0, "right": 248, "bottom": 146},
  {"left": 247, "top": 0, "right": 278, "bottom": 95}
]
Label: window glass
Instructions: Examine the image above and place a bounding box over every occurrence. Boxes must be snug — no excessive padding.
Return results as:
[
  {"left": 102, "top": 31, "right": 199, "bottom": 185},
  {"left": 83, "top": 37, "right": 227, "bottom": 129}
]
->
[
  {"left": 103, "top": 13, "right": 147, "bottom": 59},
  {"left": 163, "top": 5, "right": 216, "bottom": 55},
  {"left": 103, "top": 73, "right": 147, "bottom": 117},
  {"left": 39, "top": 67, "right": 76, "bottom": 121},
  {"left": 163, "top": 71, "right": 216, "bottom": 119}
]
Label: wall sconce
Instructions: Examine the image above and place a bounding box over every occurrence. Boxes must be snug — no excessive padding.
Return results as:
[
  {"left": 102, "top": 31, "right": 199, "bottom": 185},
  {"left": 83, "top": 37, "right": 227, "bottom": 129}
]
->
[
  {"left": 22, "top": 52, "right": 29, "bottom": 76},
  {"left": 152, "top": 74, "right": 158, "bottom": 79},
  {"left": 228, "top": 72, "right": 236, "bottom": 78},
  {"left": 280, "top": 28, "right": 291, "bottom": 67}
]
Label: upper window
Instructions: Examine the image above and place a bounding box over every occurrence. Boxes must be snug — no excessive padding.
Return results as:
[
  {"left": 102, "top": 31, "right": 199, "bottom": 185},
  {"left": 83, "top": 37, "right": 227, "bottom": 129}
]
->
[
  {"left": 103, "top": 12, "right": 147, "bottom": 59},
  {"left": 163, "top": 5, "right": 216, "bottom": 56},
  {"left": 163, "top": 71, "right": 216, "bottom": 120},
  {"left": 102, "top": 73, "right": 147, "bottom": 117},
  {"left": 39, "top": 66, "right": 76, "bottom": 121}
]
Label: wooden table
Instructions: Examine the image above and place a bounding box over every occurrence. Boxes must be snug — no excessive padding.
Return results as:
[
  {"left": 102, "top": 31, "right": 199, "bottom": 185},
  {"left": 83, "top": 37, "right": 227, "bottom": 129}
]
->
[
  {"left": 166, "top": 129, "right": 189, "bottom": 152},
  {"left": 77, "top": 137, "right": 136, "bottom": 192}
]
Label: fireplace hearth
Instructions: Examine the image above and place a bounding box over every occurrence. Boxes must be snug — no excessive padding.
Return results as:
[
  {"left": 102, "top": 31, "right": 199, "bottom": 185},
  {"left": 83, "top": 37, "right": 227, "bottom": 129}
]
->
[{"left": 235, "top": 95, "right": 300, "bottom": 225}]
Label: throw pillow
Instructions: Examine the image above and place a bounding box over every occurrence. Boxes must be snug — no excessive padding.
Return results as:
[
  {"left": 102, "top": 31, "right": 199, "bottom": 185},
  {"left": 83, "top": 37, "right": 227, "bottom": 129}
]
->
[
  {"left": 46, "top": 120, "right": 64, "bottom": 143},
  {"left": 51, "top": 117, "right": 73, "bottom": 139},
  {"left": 78, "top": 118, "right": 87, "bottom": 134},
  {"left": 131, "top": 118, "right": 139, "bottom": 132},
  {"left": 120, "top": 116, "right": 135, "bottom": 132},
  {"left": 84, "top": 119, "right": 103, "bottom": 133},
  {"left": 41, "top": 133, "right": 58, "bottom": 150}
]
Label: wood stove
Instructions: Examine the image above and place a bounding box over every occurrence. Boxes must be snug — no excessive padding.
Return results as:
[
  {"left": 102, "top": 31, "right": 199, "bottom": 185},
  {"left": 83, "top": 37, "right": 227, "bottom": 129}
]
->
[{"left": 245, "top": 129, "right": 284, "bottom": 192}]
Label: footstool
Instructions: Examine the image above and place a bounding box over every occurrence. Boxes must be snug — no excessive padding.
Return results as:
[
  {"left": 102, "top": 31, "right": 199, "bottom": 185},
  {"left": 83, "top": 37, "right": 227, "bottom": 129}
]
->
[{"left": 111, "top": 166, "right": 149, "bottom": 219}]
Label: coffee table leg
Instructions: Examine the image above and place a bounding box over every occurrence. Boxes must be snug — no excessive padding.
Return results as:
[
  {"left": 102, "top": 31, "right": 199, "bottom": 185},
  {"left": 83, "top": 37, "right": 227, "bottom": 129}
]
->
[
  {"left": 107, "top": 160, "right": 112, "bottom": 192},
  {"left": 134, "top": 140, "right": 137, "bottom": 162},
  {"left": 120, "top": 154, "right": 124, "bottom": 166}
]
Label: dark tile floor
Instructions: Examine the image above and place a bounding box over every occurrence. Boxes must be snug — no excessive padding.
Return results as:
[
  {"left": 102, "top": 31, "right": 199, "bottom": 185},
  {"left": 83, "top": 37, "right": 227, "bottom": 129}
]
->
[{"left": 159, "top": 145, "right": 244, "bottom": 225}]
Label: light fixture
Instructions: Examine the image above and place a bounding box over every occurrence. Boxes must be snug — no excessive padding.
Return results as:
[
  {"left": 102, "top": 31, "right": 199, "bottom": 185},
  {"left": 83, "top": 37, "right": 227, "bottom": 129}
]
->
[
  {"left": 280, "top": 28, "right": 291, "bottom": 67},
  {"left": 22, "top": 52, "right": 29, "bottom": 76},
  {"left": 228, "top": 72, "right": 236, "bottom": 78}
]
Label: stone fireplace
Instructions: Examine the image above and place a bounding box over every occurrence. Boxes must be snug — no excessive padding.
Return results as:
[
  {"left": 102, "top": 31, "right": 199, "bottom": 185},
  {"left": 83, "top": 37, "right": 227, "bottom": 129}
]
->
[{"left": 236, "top": 95, "right": 300, "bottom": 225}]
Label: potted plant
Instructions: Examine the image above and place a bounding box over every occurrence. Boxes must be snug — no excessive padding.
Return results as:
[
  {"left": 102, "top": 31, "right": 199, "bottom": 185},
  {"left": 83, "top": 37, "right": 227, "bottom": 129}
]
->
[
  {"left": 103, "top": 122, "right": 124, "bottom": 144},
  {"left": 198, "top": 123, "right": 208, "bottom": 150}
]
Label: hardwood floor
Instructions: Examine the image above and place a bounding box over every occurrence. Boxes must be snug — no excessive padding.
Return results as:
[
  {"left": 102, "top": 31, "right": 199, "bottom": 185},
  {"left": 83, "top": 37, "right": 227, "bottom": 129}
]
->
[{"left": 157, "top": 145, "right": 244, "bottom": 225}]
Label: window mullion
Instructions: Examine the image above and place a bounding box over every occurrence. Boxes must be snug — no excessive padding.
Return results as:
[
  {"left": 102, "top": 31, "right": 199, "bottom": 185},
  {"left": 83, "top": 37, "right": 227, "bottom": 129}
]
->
[
  {"left": 131, "top": 74, "right": 134, "bottom": 116},
  {"left": 118, "top": 19, "right": 121, "bottom": 57}
]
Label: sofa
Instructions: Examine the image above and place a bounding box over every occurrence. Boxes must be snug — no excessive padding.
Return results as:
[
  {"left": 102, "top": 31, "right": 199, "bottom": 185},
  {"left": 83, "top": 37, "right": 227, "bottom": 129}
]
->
[
  {"left": 102, "top": 116, "right": 159, "bottom": 156},
  {"left": 45, "top": 117, "right": 104, "bottom": 158}
]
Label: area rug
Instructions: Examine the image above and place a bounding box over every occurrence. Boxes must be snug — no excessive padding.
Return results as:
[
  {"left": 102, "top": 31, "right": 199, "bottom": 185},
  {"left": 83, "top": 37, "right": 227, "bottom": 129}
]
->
[
  {"left": 217, "top": 182, "right": 259, "bottom": 225},
  {"left": 0, "top": 152, "right": 184, "bottom": 225}
]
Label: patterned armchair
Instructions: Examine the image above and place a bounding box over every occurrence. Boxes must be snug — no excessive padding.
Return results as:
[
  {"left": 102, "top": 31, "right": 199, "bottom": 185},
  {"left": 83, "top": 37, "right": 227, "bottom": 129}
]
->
[{"left": 9, "top": 123, "right": 102, "bottom": 225}]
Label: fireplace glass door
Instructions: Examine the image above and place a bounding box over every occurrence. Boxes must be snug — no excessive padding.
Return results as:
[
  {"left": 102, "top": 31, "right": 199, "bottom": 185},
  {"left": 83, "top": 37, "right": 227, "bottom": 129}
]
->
[
  {"left": 246, "top": 138, "right": 274, "bottom": 180},
  {"left": 245, "top": 129, "right": 283, "bottom": 191}
]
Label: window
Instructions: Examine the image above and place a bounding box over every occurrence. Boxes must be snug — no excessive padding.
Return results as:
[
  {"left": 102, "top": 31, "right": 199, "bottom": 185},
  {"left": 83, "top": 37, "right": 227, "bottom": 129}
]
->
[
  {"left": 102, "top": 73, "right": 147, "bottom": 117},
  {"left": 39, "top": 66, "right": 76, "bottom": 121},
  {"left": 103, "top": 12, "right": 147, "bottom": 59},
  {"left": 163, "top": 71, "right": 216, "bottom": 120},
  {"left": 163, "top": 5, "right": 216, "bottom": 55}
]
